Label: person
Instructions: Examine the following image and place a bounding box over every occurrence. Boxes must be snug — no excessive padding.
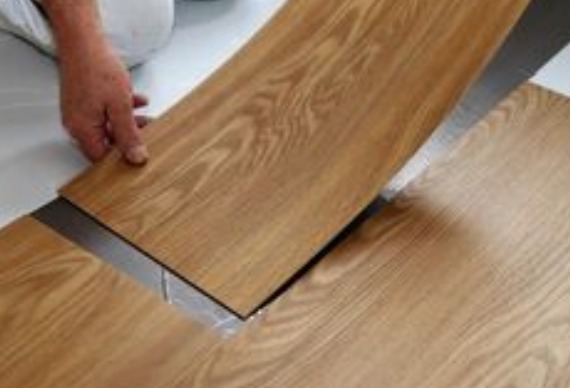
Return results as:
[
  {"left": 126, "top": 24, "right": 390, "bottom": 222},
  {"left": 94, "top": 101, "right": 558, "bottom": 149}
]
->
[{"left": 0, "top": 0, "right": 175, "bottom": 164}]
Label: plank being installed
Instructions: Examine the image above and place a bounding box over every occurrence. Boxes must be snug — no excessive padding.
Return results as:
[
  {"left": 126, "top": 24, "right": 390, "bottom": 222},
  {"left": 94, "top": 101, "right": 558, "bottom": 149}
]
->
[
  {"left": 182, "top": 84, "right": 570, "bottom": 387},
  {"left": 0, "top": 217, "right": 218, "bottom": 388},
  {"left": 62, "top": 0, "right": 531, "bottom": 316}
]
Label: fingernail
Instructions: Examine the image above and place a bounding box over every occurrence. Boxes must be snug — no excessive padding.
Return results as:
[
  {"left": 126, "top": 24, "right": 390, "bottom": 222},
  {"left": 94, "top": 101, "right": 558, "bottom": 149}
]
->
[{"left": 126, "top": 145, "right": 149, "bottom": 165}]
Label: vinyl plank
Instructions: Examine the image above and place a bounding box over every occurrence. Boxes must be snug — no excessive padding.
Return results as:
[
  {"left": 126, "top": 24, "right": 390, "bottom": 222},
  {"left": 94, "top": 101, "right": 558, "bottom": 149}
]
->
[
  {"left": 184, "top": 84, "right": 570, "bottom": 387},
  {"left": 0, "top": 217, "right": 218, "bottom": 388},
  {"left": 62, "top": 0, "right": 531, "bottom": 316}
]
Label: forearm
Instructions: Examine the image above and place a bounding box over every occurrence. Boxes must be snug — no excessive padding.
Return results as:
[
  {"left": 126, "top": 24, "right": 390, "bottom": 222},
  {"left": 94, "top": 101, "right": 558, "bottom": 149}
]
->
[{"left": 39, "top": 0, "right": 108, "bottom": 64}]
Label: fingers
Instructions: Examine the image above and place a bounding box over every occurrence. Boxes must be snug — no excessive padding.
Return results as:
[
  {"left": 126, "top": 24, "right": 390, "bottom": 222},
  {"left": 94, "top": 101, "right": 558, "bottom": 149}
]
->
[
  {"left": 107, "top": 98, "right": 149, "bottom": 165},
  {"left": 64, "top": 94, "right": 150, "bottom": 164},
  {"left": 133, "top": 94, "right": 149, "bottom": 109},
  {"left": 66, "top": 114, "right": 151, "bottom": 164},
  {"left": 69, "top": 125, "right": 109, "bottom": 162}
]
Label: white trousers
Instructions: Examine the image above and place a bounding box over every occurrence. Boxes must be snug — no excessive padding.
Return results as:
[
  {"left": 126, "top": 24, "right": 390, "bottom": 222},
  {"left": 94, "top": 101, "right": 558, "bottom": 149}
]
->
[{"left": 0, "top": 0, "right": 175, "bottom": 67}]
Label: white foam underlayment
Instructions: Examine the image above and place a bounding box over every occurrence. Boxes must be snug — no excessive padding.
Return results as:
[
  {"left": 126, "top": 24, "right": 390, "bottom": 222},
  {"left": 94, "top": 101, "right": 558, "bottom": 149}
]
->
[{"left": 531, "top": 44, "right": 570, "bottom": 98}]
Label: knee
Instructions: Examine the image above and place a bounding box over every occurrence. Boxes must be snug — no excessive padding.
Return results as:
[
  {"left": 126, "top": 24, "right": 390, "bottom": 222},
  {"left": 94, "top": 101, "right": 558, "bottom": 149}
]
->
[{"left": 98, "top": 0, "right": 175, "bottom": 68}]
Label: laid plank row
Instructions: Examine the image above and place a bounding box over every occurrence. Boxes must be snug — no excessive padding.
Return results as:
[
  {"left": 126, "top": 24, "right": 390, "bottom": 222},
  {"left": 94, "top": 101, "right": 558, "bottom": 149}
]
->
[
  {"left": 61, "top": 0, "right": 530, "bottom": 316},
  {"left": 0, "top": 217, "right": 218, "bottom": 388},
  {"left": 178, "top": 84, "right": 570, "bottom": 387}
]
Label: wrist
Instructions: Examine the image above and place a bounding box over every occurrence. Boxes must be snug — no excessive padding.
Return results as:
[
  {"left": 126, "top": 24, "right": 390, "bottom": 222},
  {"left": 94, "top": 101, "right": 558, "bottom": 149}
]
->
[{"left": 41, "top": 0, "right": 109, "bottom": 64}]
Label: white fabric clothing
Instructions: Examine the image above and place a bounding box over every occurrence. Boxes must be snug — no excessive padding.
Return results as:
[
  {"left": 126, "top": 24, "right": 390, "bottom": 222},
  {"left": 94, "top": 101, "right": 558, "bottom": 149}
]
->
[{"left": 0, "top": 0, "right": 175, "bottom": 67}]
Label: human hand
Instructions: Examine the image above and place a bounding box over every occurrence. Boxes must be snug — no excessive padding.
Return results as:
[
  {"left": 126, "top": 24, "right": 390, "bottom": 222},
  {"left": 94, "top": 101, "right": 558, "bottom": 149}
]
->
[
  {"left": 58, "top": 42, "right": 150, "bottom": 164},
  {"left": 41, "top": 0, "right": 150, "bottom": 164}
]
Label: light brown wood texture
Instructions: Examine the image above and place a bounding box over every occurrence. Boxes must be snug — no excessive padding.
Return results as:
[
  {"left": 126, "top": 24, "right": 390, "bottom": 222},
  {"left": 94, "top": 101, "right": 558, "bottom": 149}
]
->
[
  {"left": 0, "top": 217, "right": 218, "bottom": 388},
  {"left": 62, "top": 0, "right": 530, "bottom": 316},
  {"left": 180, "top": 84, "right": 570, "bottom": 387}
]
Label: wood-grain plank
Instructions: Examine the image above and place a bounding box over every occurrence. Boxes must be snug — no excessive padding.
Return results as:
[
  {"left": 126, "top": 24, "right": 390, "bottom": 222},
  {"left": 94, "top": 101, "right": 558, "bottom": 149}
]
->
[
  {"left": 0, "top": 217, "right": 218, "bottom": 388},
  {"left": 182, "top": 84, "right": 570, "bottom": 387},
  {"left": 61, "top": 0, "right": 531, "bottom": 316}
]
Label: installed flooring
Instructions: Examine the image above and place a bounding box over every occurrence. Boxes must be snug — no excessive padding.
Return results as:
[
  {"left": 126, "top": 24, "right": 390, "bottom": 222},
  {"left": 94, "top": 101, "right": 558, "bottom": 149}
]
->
[{"left": 0, "top": 217, "right": 217, "bottom": 388}]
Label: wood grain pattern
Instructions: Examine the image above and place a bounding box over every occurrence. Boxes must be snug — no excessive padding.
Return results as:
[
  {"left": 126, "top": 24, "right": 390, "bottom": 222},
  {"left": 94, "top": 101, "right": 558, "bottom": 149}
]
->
[
  {"left": 180, "top": 84, "right": 570, "bottom": 387},
  {"left": 62, "top": 0, "right": 530, "bottom": 316},
  {"left": 0, "top": 217, "right": 218, "bottom": 388}
]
